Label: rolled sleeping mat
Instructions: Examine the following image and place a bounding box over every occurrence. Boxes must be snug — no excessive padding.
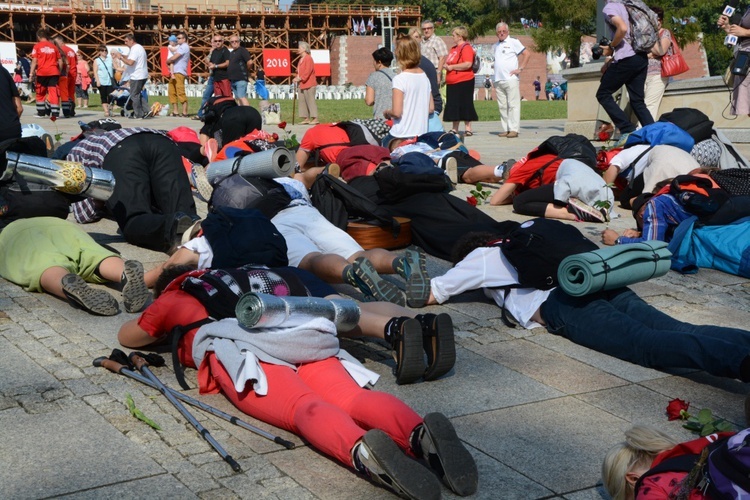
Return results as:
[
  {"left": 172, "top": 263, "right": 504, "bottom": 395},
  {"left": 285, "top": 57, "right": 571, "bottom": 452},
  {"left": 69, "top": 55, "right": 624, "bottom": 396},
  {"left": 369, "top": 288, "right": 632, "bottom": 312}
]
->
[
  {"left": 557, "top": 241, "right": 672, "bottom": 297},
  {"left": 4, "top": 152, "right": 116, "bottom": 201},
  {"left": 235, "top": 293, "right": 360, "bottom": 332},
  {"left": 206, "top": 147, "right": 294, "bottom": 185}
]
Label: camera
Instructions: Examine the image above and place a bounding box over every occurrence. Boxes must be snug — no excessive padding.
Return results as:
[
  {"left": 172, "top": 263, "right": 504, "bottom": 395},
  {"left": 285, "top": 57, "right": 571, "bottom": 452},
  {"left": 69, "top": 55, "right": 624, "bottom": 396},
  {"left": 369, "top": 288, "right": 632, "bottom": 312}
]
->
[{"left": 591, "top": 37, "right": 611, "bottom": 60}]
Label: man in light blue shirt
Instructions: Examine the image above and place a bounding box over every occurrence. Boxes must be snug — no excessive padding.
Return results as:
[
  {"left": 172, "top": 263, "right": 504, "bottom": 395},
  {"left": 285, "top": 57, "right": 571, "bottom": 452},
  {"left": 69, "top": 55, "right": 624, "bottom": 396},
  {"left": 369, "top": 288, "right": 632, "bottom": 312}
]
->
[{"left": 167, "top": 31, "right": 191, "bottom": 116}]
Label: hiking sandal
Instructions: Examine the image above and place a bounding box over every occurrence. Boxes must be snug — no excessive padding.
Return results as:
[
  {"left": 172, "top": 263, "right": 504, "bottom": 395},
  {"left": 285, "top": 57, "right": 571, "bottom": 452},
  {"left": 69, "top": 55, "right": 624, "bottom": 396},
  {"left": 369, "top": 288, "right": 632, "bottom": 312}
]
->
[
  {"left": 418, "top": 313, "right": 456, "bottom": 381},
  {"left": 352, "top": 257, "right": 406, "bottom": 307},
  {"left": 121, "top": 260, "right": 150, "bottom": 313},
  {"left": 356, "top": 429, "right": 441, "bottom": 500},
  {"left": 402, "top": 246, "right": 430, "bottom": 308},
  {"left": 416, "top": 413, "right": 478, "bottom": 496},
  {"left": 61, "top": 274, "right": 119, "bottom": 316}
]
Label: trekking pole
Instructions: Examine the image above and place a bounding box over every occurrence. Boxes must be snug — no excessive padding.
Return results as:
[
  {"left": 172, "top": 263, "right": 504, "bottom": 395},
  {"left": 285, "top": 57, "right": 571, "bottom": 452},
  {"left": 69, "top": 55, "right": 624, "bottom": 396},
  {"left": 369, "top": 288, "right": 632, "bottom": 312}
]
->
[
  {"left": 93, "top": 356, "right": 295, "bottom": 449},
  {"left": 128, "top": 352, "right": 242, "bottom": 472}
]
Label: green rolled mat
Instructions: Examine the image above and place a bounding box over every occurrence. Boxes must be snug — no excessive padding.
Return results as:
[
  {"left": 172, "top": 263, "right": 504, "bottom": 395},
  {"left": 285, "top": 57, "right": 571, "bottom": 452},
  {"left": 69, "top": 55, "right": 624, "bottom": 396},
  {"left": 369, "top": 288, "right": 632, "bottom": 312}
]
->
[{"left": 557, "top": 241, "right": 672, "bottom": 297}]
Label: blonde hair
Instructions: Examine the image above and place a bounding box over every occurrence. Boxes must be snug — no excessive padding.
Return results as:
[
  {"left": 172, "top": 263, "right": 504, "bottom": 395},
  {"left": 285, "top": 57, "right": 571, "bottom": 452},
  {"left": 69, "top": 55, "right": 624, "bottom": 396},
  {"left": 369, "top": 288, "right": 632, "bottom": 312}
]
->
[
  {"left": 602, "top": 426, "right": 678, "bottom": 500},
  {"left": 408, "top": 27, "right": 422, "bottom": 40},
  {"left": 452, "top": 26, "right": 469, "bottom": 41},
  {"left": 395, "top": 37, "right": 421, "bottom": 69}
]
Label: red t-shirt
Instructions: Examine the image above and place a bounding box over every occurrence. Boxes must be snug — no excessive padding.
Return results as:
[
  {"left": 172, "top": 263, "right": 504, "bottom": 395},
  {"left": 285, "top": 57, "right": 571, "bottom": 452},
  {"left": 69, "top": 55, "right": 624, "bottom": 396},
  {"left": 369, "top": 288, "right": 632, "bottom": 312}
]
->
[
  {"left": 31, "top": 41, "right": 61, "bottom": 77},
  {"left": 61, "top": 44, "right": 77, "bottom": 79},
  {"left": 299, "top": 124, "right": 351, "bottom": 165},
  {"left": 445, "top": 43, "right": 475, "bottom": 85},
  {"left": 506, "top": 153, "right": 562, "bottom": 192},
  {"left": 138, "top": 289, "right": 208, "bottom": 370}
]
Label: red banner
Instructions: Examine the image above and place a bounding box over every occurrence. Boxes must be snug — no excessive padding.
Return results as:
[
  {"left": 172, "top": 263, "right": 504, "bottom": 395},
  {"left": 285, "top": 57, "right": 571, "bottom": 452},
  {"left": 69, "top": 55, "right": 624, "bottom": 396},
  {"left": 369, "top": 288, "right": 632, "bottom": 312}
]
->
[{"left": 263, "top": 49, "right": 292, "bottom": 77}]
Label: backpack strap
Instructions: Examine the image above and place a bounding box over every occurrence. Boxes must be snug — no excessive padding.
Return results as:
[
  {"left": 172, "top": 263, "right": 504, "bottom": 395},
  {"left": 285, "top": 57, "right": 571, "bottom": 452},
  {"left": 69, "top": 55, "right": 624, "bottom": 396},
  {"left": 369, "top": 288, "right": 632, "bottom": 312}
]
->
[
  {"left": 621, "top": 145, "right": 654, "bottom": 180},
  {"left": 529, "top": 156, "right": 561, "bottom": 185},
  {"left": 171, "top": 317, "right": 214, "bottom": 390},
  {"left": 377, "top": 69, "right": 393, "bottom": 81}
]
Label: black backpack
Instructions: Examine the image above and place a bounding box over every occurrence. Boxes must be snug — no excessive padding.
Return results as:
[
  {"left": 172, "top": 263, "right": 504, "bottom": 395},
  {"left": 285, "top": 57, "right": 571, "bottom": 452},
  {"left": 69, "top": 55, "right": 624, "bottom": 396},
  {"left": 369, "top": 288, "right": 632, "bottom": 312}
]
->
[
  {"left": 210, "top": 172, "right": 292, "bottom": 220},
  {"left": 659, "top": 107, "right": 714, "bottom": 143},
  {"left": 498, "top": 219, "right": 599, "bottom": 290},
  {"left": 492, "top": 219, "right": 598, "bottom": 326},
  {"left": 201, "top": 206, "right": 289, "bottom": 269}
]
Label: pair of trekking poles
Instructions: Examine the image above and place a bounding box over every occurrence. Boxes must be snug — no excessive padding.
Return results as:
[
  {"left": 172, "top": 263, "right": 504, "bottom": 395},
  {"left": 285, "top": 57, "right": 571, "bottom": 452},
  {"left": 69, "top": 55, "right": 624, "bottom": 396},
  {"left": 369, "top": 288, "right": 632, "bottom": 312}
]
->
[{"left": 93, "top": 349, "right": 295, "bottom": 473}]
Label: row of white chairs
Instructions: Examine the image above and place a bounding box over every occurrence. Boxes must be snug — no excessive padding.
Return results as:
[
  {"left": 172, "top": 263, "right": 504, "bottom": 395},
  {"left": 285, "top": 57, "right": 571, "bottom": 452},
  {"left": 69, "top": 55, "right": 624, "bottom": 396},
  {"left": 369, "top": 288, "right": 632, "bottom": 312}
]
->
[{"left": 145, "top": 82, "right": 368, "bottom": 100}]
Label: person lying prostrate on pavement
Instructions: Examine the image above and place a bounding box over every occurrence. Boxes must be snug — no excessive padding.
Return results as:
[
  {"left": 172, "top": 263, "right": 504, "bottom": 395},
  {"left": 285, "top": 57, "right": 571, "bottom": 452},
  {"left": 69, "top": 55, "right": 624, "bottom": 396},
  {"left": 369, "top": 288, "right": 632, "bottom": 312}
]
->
[
  {"left": 0, "top": 217, "right": 149, "bottom": 316},
  {"left": 425, "top": 230, "right": 750, "bottom": 381},
  {"left": 117, "top": 264, "right": 478, "bottom": 499}
]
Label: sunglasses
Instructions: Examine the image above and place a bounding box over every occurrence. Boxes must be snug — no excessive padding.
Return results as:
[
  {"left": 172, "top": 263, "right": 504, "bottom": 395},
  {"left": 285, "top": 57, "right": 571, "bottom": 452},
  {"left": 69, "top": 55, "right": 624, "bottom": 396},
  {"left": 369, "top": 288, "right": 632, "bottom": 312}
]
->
[{"left": 213, "top": 39, "right": 223, "bottom": 42}]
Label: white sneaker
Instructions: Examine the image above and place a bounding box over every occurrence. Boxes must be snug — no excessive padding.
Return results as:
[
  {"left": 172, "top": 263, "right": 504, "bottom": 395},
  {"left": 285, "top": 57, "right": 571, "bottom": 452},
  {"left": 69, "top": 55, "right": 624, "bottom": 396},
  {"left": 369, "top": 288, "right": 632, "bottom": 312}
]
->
[
  {"left": 443, "top": 156, "right": 458, "bottom": 183},
  {"left": 568, "top": 197, "right": 606, "bottom": 223}
]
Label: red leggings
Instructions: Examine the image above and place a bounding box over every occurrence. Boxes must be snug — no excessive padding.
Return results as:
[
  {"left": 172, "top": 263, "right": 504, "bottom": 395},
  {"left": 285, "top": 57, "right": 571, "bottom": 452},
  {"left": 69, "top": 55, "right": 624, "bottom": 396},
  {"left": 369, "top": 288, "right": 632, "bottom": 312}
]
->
[{"left": 208, "top": 355, "right": 423, "bottom": 467}]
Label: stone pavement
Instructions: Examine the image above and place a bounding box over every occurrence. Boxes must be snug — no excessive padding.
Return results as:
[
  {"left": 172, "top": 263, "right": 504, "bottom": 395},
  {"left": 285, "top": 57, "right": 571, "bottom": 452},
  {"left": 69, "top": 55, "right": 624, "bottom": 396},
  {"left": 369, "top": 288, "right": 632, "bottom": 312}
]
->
[{"left": 2, "top": 109, "right": 749, "bottom": 499}]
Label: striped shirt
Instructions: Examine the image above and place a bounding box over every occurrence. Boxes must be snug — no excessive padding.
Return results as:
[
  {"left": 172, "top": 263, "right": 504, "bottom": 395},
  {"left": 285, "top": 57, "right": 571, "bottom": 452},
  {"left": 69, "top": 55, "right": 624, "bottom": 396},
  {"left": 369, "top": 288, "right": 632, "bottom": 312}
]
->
[
  {"left": 619, "top": 194, "right": 692, "bottom": 244},
  {"left": 67, "top": 127, "right": 165, "bottom": 169}
]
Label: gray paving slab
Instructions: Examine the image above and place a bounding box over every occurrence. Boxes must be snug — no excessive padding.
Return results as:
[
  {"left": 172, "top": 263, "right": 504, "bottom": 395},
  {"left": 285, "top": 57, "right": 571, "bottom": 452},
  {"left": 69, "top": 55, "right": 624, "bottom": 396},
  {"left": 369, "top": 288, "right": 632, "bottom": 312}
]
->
[
  {"left": 464, "top": 337, "right": 629, "bottom": 394},
  {"left": 454, "top": 397, "right": 628, "bottom": 495},
  {"left": 55, "top": 475, "right": 198, "bottom": 499},
  {"left": 0, "top": 406, "right": 163, "bottom": 499},
  {"left": 0, "top": 336, "right": 59, "bottom": 393},
  {"left": 362, "top": 346, "right": 564, "bottom": 418}
]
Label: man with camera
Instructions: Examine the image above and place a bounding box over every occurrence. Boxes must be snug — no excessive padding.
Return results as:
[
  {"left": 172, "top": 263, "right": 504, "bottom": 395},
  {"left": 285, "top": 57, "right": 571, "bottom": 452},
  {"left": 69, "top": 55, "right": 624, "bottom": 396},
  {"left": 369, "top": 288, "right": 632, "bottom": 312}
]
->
[
  {"left": 595, "top": 0, "right": 655, "bottom": 140},
  {"left": 718, "top": 4, "right": 750, "bottom": 116}
]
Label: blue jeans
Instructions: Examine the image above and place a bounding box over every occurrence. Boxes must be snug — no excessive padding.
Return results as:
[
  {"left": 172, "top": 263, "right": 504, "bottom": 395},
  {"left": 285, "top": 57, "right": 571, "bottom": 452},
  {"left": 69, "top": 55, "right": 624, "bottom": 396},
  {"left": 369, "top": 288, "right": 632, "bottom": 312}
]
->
[
  {"left": 595, "top": 53, "right": 653, "bottom": 134},
  {"left": 197, "top": 77, "right": 215, "bottom": 119},
  {"left": 540, "top": 287, "right": 750, "bottom": 379}
]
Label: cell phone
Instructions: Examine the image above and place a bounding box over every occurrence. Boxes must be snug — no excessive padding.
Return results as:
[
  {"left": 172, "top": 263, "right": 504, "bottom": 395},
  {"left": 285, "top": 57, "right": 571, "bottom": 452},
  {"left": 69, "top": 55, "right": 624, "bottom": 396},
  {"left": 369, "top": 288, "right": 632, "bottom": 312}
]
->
[{"left": 732, "top": 50, "right": 750, "bottom": 76}]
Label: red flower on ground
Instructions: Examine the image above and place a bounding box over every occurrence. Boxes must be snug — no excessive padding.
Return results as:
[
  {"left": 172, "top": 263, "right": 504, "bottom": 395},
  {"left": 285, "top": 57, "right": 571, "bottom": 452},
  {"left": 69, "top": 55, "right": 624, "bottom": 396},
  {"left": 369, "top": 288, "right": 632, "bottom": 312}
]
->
[
  {"left": 50, "top": 116, "right": 57, "bottom": 122},
  {"left": 466, "top": 196, "right": 478, "bottom": 206},
  {"left": 278, "top": 121, "right": 287, "bottom": 130},
  {"left": 271, "top": 132, "right": 279, "bottom": 141},
  {"left": 598, "top": 131, "right": 611, "bottom": 141},
  {"left": 666, "top": 398, "right": 690, "bottom": 420}
]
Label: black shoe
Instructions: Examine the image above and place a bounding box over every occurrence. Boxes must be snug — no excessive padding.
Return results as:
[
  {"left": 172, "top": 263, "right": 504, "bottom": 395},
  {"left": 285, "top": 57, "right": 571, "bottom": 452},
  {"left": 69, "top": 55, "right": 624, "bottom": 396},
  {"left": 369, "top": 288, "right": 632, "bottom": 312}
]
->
[
  {"left": 121, "top": 260, "right": 150, "bottom": 313},
  {"left": 417, "top": 313, "right": 456, "bottom": 381},
  {"left": 388, "top": 317, "right": 426, "bottom": 385},
  {"left": 61, "top": 274, "right": 119, "bottom": 316},
  {"left": 355, "top": 429, "right": 441, "bottom": 500},
  {"left": 415, "top": 413, "right": 478, "bottom": 496},
  {"left": 168, "top": 212, "right": 200, "bottom": 253}
]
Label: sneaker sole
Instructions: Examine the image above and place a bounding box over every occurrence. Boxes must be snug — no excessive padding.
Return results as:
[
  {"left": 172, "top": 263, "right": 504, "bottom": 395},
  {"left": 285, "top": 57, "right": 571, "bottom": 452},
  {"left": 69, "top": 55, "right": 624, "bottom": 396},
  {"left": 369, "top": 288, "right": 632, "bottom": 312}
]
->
[
  {"left": 444, "top": 157, "right": 458, "bottom": 184},
  {"left": 122, "top": 260, "right": 150, "bottom": 313},
  {"left": 191, "top": 163, "right": 213, "bottom": 203},
  {"left": 404, "top": 246, "right": 430, "bottom": 309},
  {"left": 353, "top": 257, "right": 406, "bottom": 307},
  {"left": 61, "top": 274, "right": 119, "bottom": 316},
  {"left": 568, "top": 198, "right": 605, "bottom": 223},
  {"left": 362, "top": 430, "right": 442, "bottom": 500},
  {"left": 394, "top": 319, "right": 426, "bottom": 385},
  {"left": 423, "top": 313, "right": 456, "bottom": 382},
  {"left": 422, "top": 413, "right": 478, "bottom": 496}
]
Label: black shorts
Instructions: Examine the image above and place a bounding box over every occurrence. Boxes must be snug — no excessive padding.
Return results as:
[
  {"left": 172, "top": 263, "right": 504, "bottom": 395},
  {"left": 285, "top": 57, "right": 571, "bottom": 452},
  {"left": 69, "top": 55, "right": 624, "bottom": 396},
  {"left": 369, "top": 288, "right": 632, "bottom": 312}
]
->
[{"left": 98, "top": 85, "right": 114, "bottom": 103}]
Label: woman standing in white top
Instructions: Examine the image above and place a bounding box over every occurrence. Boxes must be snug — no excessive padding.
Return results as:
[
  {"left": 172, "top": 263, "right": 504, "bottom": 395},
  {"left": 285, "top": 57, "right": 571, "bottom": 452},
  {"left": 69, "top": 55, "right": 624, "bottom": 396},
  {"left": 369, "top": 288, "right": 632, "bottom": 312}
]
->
[{"left": 381, "top": 35, "right": 433, "bottom": 149}]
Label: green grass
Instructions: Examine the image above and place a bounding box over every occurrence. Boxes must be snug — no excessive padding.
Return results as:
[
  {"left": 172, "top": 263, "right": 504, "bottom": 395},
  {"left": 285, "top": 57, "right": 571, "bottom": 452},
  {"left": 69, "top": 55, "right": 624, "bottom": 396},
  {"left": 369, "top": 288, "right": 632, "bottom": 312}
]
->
[{"left": 86, "top": 92, "right": 567, "bottom": 123}]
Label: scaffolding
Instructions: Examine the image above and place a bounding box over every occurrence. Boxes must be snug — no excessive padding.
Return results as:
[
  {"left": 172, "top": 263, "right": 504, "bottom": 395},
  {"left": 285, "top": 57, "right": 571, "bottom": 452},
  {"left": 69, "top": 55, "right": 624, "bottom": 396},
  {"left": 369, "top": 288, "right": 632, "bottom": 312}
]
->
[{"left": 3, "top": 1, "right": 421, "bottom": 83}]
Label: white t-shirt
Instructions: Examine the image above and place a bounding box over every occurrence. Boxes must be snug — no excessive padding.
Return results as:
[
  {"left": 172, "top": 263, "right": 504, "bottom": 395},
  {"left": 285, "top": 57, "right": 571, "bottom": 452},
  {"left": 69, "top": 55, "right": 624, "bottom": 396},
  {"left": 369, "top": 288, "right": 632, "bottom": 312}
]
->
[
  {"left": 389, "top": 71, "right": 431, "bottom": 139},
  {"left": 430, "top": 246, "right": 551, "bottom": 329},
  {"left": 492, "top": 37, "right": 526, "bottom": 82},
  {"left": 609, "top": 144, "right": 652, "bottom": 181},
  {"left": 123, "top": 43, "right": 148, "bottom": 80}
]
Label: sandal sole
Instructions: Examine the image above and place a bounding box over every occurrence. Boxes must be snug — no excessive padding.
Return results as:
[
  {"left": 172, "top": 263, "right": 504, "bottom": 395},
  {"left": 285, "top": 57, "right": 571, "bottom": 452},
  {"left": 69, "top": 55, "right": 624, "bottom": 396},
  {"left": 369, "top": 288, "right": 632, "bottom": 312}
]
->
[
  {"left": 62, "top": 274, "right": 119, "bottom": 316},
  {"left": 122, "top": 260, "right": 150, "bottom": 313},
  {"left": 423, "top": 413, "right": 478, "bottom": 496},
  {"left": 394, "top": 319, "right": 426, "bottom": 385},
  {"left": 423, "top": 313, "right": 456, "bottom": 381}
]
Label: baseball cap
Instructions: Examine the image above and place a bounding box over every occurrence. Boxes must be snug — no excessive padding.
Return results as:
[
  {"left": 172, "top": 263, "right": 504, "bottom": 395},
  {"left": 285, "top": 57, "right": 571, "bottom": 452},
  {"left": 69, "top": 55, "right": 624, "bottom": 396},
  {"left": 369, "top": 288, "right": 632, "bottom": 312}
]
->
[{"left": 168, "top": 35, "right": 178, "bottom": 43}]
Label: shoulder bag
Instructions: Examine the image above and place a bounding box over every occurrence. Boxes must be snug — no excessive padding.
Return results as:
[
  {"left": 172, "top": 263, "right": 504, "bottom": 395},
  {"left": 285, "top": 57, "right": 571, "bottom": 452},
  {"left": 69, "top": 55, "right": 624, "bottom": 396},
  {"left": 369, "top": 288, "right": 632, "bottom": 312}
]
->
[{"left": 661, "top": 36, "right": 689, "bottom": 77}]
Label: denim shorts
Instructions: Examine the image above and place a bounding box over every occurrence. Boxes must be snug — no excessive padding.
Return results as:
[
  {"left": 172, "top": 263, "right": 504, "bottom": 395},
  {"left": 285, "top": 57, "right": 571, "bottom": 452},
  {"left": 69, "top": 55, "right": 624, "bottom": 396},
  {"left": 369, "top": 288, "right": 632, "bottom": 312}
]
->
[{"left": 231, "top": 80, "right": 248, "bottom": 99}]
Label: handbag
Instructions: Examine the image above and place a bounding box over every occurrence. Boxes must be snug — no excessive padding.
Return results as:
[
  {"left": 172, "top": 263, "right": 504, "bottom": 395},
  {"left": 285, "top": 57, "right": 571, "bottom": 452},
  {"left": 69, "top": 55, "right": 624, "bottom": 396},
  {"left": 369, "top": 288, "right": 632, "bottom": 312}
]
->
[{"left": 661, "top": 37, "right": 689, "bottom": 77}]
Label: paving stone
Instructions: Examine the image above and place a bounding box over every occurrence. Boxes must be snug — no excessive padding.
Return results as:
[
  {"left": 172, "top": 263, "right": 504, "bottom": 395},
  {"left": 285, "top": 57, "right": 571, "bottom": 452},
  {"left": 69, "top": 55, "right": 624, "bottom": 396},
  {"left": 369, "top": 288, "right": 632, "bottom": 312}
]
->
[
  {"left": 365, "top": 346, "right": 563, "bottom": 417},
  {"left": 462, "top": 443, "right": 554, "bottom": 499},
  {"left": 55, "top": 475, "right": 198, "bottom": 499},
  {"left": 0, "top": 336, "right": 57, "bottom": 393},
  {"left": 563, "top": 485, "right": 608, "bottom": 499},
  {"left": 454, "top": 397, "right": 628, "bottom": 494},
  {"left": 0, "top": 406, "right": 163, "bottom": 498},
  {"left": 529, "top": 334, "right": 670, "bottom": 383},
  {"left": 465, "top": 338, "right": 628, "bottom": 394}
]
